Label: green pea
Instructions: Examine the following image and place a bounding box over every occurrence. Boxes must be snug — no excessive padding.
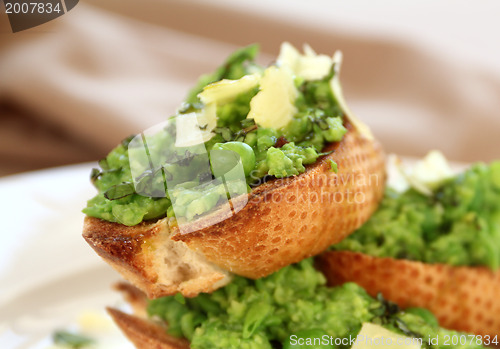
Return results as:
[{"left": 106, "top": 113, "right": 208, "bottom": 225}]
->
[
  {"left": 210, "top": 142, "right": 256, "bottom": 177},
  {"left": 283, "top": 329, "right": 334, "bottom": 349}
]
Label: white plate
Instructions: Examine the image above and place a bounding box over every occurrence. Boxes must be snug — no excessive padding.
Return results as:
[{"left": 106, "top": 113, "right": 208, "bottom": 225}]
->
[{"left": 0, "top": 164, "right": 134, "bottom": 349}]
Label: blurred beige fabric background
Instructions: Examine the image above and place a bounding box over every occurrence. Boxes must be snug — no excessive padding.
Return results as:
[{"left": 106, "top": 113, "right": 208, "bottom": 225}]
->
[{"left": 0, "top": 0, "right": 499, "bottom": 176}]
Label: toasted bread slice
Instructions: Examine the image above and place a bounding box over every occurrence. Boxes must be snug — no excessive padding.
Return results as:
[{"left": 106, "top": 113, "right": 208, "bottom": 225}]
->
[
  {"left": 109, "top": 282, "right": 190, "bottom": 349},
  {"left": 317, "top": 251, "right": 500, "bottom": 337},
  {"left": 84, "top": 122, "right": 385, "bottom": 299},
  {"left": 83, "top": 215, "right": 232, "bottom": 298},
  {"left": 107, "top": 307, "right": 189, "bottom": 349}
]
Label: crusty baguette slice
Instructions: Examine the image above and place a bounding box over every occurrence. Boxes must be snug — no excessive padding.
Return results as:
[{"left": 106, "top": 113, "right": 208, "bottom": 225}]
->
[
  {"left": 84, "top": 122, "right": 385, "bottom": 299},
  {"left": 107, "top": 307, "right": 189, "bottom": 349},
  {"left": 83, "top": 215, "right": 232, "bottom": 298},
  {"left": 108, "top": 282, "right": 188, "bottom": 349},
  {"left": 317, "top": 251, "right": 500, "bottom": 338}
]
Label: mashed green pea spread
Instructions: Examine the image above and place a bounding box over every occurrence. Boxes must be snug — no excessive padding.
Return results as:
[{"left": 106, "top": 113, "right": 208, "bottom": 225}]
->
[
  {"left": 147, "top": 258, "right": 482, "bottom": 349},
  {"left": 334, "top": 160, "right": 500, "bottom": 270},
  {"left": 83, "top": 43, "right": 350, "bottom": 226}
]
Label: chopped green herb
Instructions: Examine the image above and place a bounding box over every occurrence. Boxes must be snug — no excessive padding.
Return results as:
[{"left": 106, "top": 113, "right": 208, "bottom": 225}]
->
[
  {"left": 53, "top": 330, "right": 95, "bottom": 348},
  {"left": 103, "top": 182, "right": 135, "bottom": 200},
  {"left": 174, "top": 293, "right": 186, "bottom": 305},
  {"left": 90, "top": 168, "right": 101, "bottom": 185},
  {"left": 121, "top": 134, "right": 136, "bottom": 148},
  {"left": 185, "top": 44, "right": 260, "bottom": 104},
  {"left": 329, "top": 159, "right": 338, "bottom": 173}
]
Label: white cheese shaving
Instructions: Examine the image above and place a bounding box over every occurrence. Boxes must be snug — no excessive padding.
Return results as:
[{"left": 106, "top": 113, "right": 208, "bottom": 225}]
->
[
  {"left": 330, "top": 51, "right": 374, "bottom": 140},
  {"left": 198, "top": 73, "right": 260, "bottom": 106},
  {"left": 247, "top": 66, "right": 298, "bottom": 130},
  {"left": 401, "top": 150, "right": 454, "bottom": 195},
  {"left": 277, "top": 42, "right": 333, "bottom": 81},
  {"left": 352, "top": 323, "right": 422, "bottom": 349},
  {"left": 175, "top": 103, "right": 217, "bottom": 147}
]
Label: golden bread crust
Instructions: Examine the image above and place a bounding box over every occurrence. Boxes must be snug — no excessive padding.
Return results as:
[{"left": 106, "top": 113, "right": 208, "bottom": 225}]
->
[
  {"left": 174, "top": 123, "right": 385, "bottom": 278},
  {"left": 107, "top": 308, "right": 190, "bottom": 349},
  {"left": 114, "top": 282, "right": 149, "bottom": 317},
  {"left": 317, "top": 251, "right": 500, "bottom": 337},
  {"left": 83, "top": 216, "right": 230, "bottom": 299},
  {"left": 83, "top": 122, "right": 385, "bottom": 298}
]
